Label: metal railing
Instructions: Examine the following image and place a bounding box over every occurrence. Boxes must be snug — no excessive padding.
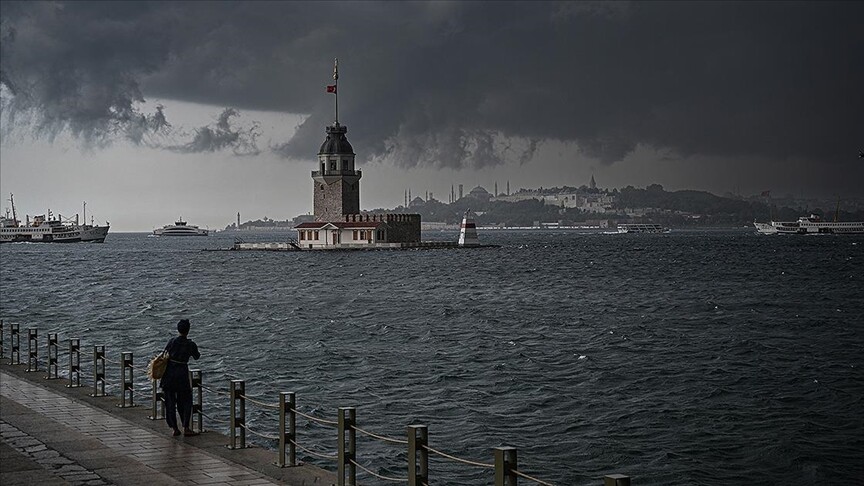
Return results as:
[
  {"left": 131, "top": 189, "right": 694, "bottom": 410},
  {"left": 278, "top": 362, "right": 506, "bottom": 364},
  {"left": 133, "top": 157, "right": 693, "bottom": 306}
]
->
[
  {"left": 0, "top": 324, "right": 633, "bottom": 485},
  {"left": 149, "top": 378, "right": 165, "bottom": 420},
  {"left": 118, "top": 351, "right": 134, "bottom": 408},
  {"left": 45, "top": 333, "right": 59, "bottom": 380},
  {"left": 190, "top": 369, "right": 203, "bottom": 432},
  {"left": 11, "top": 323, "right": 20, "bottom": 365},
  {"left": 26, "top": 328, "right": 38, "bottom": 372},
  {"left": 67, "top": 338, "right": 81, "bottom": 388},
  {"left": 9, "top": 324, "right": 21, "bottom": 364},
  {"left": 91, "top": 345, "right": 106, "bottom": 397}
]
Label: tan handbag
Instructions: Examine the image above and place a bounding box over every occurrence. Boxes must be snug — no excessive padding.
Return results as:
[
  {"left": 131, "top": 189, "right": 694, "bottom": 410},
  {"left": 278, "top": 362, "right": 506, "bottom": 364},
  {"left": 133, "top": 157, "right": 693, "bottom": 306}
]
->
[{"left": 147, "top": 351, "right": 169, "bottom": 380}]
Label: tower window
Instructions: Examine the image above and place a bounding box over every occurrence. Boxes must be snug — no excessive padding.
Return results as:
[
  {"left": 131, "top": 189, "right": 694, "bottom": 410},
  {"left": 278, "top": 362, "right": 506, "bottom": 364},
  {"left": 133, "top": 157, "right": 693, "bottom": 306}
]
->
[{"left": 330, "top": 162, "right": 336, "bottom": 171}]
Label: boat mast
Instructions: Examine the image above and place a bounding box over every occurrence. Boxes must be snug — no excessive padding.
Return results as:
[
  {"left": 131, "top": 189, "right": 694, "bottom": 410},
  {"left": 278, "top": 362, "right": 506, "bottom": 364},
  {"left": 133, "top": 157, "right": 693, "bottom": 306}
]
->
[
  {"left": 835, "top": 196, "right": 840, "bottom": 222},
  {"left": 83, "top": 201, "right": 87, "bottom": 226},
  {"left": 9, "top": 193, "right": 19, "bottom": 227}
]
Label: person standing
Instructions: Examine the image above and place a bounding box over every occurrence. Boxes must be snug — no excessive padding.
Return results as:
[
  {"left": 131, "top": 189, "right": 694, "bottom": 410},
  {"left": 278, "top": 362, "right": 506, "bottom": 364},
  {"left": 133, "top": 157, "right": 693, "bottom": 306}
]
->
[{"left": 161, "top": 319, "right": 201, "bottom": 436}]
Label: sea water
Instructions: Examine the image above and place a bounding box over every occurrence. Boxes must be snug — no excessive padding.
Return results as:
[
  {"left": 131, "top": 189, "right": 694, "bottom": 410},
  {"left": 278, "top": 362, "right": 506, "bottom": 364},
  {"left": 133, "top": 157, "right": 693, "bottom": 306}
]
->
[{"left": 1, "top": 229, "right": 862, "bottom": 485}]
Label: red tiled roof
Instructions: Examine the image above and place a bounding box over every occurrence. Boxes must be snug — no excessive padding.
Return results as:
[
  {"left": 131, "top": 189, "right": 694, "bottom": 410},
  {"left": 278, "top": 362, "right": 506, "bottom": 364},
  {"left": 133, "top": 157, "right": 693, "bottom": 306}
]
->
[{"left": 294, "top": 221, "right": 382, "bottom": 229}]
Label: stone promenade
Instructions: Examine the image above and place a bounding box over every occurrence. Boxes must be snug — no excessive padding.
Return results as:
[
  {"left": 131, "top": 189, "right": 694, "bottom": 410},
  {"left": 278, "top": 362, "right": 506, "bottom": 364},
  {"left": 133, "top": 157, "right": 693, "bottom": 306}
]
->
[{"left": 0, "top": 361, "right": 336, "bottom": 486}]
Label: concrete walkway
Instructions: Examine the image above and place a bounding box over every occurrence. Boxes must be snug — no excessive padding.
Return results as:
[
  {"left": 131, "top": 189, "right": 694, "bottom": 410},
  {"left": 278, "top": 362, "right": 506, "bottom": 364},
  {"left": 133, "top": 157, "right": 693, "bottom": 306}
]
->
[{"left": 0, "top": 363, "right": 336, "bottom": 486}]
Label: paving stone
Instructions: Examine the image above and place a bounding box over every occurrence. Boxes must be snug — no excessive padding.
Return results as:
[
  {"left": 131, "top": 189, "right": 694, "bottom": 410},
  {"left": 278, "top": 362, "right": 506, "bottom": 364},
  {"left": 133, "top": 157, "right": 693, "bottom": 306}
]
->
[
  {"left": 31, "top": 449, "right": 61, "bottom": 459},
  {"left": 38, "top": 455, "right": 76, "bottom": 466}
]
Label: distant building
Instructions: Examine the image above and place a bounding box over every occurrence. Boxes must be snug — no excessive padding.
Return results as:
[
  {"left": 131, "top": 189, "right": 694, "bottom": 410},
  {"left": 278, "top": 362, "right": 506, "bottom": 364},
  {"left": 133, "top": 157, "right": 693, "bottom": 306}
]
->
[{"left": 491, "top": 188, "right": 616, "bottom": 213}]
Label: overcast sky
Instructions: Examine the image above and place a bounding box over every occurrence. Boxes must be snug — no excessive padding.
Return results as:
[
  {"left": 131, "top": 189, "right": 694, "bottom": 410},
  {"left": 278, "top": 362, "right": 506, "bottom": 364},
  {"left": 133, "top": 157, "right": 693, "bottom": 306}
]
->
[{"left": 1, "top": 1, "right": 862, "bottom": 231}]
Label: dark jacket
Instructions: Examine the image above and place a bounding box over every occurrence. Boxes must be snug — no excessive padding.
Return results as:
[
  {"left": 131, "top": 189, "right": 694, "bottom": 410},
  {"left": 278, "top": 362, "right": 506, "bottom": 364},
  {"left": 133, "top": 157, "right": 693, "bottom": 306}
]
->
[{"left": 160, "top": 336, "right": 200, "bottom": 391}]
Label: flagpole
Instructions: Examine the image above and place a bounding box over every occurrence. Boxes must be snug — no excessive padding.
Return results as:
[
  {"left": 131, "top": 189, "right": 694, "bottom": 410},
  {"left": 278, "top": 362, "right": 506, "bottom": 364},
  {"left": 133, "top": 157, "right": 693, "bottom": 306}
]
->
[{"left": 333, "top": 58, "right": 339, "bottom": 125}]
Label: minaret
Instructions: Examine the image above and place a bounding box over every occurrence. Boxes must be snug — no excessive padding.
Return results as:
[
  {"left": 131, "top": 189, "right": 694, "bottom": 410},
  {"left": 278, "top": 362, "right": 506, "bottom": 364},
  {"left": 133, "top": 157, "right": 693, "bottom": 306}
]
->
[
  {"left": 312, "top": 59, "right": 361, "bottom": 221},
  {"left": 237, "top": 212, "right": 240, "bottom": 229}
]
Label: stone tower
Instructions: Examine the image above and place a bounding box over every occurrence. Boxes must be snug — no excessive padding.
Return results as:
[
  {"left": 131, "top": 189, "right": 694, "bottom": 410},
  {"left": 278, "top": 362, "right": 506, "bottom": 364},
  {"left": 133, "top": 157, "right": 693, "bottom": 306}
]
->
[{"left": 312, "top": 122, "right": 361, "bottom": 221}]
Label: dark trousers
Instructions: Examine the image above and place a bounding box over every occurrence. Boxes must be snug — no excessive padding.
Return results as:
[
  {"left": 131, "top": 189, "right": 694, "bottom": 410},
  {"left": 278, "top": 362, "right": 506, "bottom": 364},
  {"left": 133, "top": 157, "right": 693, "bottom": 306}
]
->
[{"left": 164, "top": 388, "right": 193, "bottom": 430}]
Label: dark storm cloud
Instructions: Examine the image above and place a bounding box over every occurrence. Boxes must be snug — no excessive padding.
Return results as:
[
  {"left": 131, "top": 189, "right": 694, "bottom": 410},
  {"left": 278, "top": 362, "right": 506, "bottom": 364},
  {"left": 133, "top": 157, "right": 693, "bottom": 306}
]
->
[
  {"left": 1, "top": 1, "right": 862, "bottom": 169},
  {"left": 167, "top": 108, "right": 260, "bottom": 156}
]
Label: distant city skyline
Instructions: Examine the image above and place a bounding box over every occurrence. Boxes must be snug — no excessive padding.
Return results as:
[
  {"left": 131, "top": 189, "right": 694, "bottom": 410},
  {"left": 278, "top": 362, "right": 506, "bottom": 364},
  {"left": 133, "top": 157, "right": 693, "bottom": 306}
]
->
[{"left": 2, "top": 1, "right": 862, "bottom": 231}]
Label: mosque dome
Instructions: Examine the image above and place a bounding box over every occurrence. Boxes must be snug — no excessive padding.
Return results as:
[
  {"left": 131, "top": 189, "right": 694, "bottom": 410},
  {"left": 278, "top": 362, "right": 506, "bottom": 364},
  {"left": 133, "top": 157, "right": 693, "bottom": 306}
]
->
[
  {"left": 468, "top": 186, "right": 491, "bottom": 199},
  {"left": 319, "top": 123, "right": 354, "bottom": 155}
]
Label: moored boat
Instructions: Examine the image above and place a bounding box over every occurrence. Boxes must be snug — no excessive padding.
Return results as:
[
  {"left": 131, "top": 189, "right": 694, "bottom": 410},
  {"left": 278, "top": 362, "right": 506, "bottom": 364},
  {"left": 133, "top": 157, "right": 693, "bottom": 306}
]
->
[
  {"left": 0, "top": 194, "right": 110, "bottom": 243},
  {"left": 154, "top": 218, "right": 209, "bottom": 236},
  {"left": 617, "top": 223, "right": 670, "bottom": 234},
  {"left": 754, "top": 214, "right": 864, "bottom": 234}
]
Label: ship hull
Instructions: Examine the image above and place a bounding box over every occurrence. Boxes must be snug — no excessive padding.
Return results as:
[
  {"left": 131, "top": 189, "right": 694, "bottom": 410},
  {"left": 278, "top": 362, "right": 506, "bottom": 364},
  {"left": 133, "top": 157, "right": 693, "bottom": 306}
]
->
[
  {"left": 754, "top": 218, "right": 864, "bottom": 235},
  {"left": 81, "top": 225, "right": 110, "bottom": 242}
]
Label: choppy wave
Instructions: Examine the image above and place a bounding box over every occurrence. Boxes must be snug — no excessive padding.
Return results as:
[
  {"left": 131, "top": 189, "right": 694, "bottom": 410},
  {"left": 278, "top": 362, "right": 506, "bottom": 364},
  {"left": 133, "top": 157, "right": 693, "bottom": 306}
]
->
[{"left": 2, "top": 229, "right": 863, "bottom": 485}]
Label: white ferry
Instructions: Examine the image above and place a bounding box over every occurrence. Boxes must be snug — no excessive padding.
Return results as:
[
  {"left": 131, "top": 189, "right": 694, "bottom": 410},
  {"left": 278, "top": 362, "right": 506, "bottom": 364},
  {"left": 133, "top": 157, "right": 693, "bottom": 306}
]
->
[
  {"left": 754, "top": 215, "right": 864, "bottom": 235},
  {"left": 617, "top": 223, "right": 670, "bottom": 234},
  {"left": 0, "top": 195, "right": 109, "bottom": 243},
  {"left": 153, "top": 218, "right": 209, "bottom": 236}
]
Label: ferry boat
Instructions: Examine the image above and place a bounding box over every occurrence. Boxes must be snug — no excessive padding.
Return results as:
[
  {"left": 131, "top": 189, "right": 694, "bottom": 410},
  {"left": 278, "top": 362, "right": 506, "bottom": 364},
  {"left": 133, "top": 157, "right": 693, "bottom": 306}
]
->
[
  {"left": 754, "top": 214, "right": 864, "bottom": 235},
  {"left": 617, "top": 223, "right": 670, "bottom": 234},
  {"left": 0, "top": 195, "right": 109, "bottom": 243},
  {"left": 153, "top": 218, "right": 209, "bottom": 236}
]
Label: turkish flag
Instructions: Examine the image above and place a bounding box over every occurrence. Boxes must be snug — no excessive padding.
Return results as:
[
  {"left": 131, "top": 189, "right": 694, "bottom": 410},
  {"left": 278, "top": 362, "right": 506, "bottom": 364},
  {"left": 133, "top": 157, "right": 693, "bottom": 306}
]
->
[{"left": 326, "top": 85, "right": 337, "bottom": 93}]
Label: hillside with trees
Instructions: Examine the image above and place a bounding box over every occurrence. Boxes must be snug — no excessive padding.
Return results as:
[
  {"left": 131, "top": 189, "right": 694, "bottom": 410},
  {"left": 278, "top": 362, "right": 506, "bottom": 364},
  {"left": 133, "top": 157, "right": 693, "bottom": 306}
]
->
[
  {"left": 380, "top": 185, "right": 864, "bottom": 228},
  {"left": 228, "top": 185, "right": 864, "bottom": 229}
]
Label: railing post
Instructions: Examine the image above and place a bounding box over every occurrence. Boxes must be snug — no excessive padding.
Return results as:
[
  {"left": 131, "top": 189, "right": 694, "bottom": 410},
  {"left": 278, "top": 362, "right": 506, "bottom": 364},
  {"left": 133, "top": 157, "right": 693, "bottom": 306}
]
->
[
  {"left": 229, "top": 380, "right": 246, "bottom": 449},
  {"left": 26, "top": 328, "right": 38, "bottom": 372},
  {"left": 338, "top": 407, "right": 356, "bottom": 486},
  {"left": 90, "top": 345, "right": 106, "bottom": 397},
  {"left": 190, "top": 369, "right": 203, "bottom": 433},
  {"left": 148, "top": 379, "right": 165, "bottom": 420},
  {"left": 494, "top": 446, "right": 518, "bottom": 486},
  {"left": 11, "top": 323, "right": 20, "bottom": 365},
  {"left": 603, "top": 474, "right": 631, "bottom": 486},
  {"left": 407, "top": 425, "right": 429, "bottom": 486},
  {"left": 278, "top": 391, "right": 296, "bottom": 467},
  {"left": 0, "top": 319, "right": 4, "bottom": 359},
  {"left": 45, "top": 333, "right": 59, "bottom": 379},
  {"left": 118, "top": 352, "right": 134, "bottom": 407},
  {"left": 66, "top": 338, "right": 81, "bottom": 387}
]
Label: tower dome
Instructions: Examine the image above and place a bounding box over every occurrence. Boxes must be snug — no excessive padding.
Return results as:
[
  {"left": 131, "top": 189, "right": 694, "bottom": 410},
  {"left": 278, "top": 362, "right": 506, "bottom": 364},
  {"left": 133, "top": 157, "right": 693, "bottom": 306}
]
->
[{"left": 319, "top": 123, "right": 354, "bottom": 155}]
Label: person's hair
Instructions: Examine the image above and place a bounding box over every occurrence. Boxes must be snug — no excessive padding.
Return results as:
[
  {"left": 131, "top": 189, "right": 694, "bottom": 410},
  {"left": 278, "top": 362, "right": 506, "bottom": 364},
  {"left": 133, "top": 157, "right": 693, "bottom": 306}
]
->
[{"left": 177, "top": 319, "right": 191, "bottom": 336}]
